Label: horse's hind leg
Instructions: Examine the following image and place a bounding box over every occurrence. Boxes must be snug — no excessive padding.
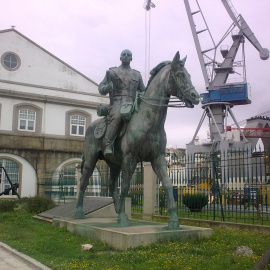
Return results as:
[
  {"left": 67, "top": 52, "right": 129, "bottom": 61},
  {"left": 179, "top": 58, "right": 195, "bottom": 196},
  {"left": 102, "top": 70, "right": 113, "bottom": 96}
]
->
[
  {"left": 151, "top": 155, "right": 179, "bottom": 230},
  {"left": 107, "top": 162, "right": 121, "bottom": 214},
  {"left": 118, "top": 154, "right": 137, "bottom": 226},
  {"left": 75, "top": 153, "right": 98, "bottom": 219}
]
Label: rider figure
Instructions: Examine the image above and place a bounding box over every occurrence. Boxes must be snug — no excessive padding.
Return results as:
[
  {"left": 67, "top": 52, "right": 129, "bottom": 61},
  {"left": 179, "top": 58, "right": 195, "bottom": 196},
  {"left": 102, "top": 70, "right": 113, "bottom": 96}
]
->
[{"left": 98, "top": 49, "right": 145, "bottom": 158}]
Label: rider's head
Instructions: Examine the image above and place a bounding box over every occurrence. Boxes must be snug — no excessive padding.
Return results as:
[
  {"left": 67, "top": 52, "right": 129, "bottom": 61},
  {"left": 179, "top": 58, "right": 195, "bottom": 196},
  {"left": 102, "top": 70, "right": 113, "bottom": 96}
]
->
[{"left": 120, "top": 49, "right": 132, "bottom": 66}]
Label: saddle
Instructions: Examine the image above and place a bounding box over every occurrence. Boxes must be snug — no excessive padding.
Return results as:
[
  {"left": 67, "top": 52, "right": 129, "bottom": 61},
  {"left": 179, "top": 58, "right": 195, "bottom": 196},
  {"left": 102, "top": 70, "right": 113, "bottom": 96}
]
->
[
  {"left": 94, "top": 117, "right": 129, "bottom": 140},
  {"left": 94, "top": 102, "right": 134, "bottom": 140},
  {"left": 94, "top": 117, "right": 107, "bottom": 139}
]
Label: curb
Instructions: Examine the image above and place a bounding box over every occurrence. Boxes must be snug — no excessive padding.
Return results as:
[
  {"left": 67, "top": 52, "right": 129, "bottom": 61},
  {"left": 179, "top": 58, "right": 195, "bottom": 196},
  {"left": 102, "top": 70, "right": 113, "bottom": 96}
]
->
[{"left": 0, "top": 242, "right": 51, "bottom": 270}]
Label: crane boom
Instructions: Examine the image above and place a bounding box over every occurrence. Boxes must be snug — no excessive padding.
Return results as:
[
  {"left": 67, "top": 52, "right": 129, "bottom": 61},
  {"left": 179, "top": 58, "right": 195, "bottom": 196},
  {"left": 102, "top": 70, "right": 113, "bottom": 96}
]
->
[
  {"left": 221, "top": 0, "right": 269, "bottom": 60},
  {"left": 183, "top": 0, "right": 210, "bottom": 87}
]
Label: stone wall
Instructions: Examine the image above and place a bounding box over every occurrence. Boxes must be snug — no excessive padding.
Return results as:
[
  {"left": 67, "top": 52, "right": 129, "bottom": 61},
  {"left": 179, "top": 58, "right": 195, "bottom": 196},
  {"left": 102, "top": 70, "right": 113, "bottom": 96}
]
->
[{"left": 0, "top": 133, "right": 83, "bottom": 195}]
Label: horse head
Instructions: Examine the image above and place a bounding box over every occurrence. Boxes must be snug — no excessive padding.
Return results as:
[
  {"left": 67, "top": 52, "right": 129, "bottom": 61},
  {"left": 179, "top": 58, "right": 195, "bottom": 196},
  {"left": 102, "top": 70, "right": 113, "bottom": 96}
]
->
[{"left": 168, "top": 51, "right": 200, "bottom": 108}]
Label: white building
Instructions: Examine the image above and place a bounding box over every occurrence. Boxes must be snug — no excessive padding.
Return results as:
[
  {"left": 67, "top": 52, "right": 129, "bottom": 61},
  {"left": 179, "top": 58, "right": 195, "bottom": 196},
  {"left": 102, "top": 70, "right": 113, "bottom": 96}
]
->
[{"left": 0, "top": 28, "right": 108, "bottom": 198}]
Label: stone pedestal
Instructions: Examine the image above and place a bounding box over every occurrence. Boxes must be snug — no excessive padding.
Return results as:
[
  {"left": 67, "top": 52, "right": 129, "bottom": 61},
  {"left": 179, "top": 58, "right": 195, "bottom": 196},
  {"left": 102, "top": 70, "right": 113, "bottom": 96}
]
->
[{"left": 53, "top": 217, "right": 212, "bottom": 251}]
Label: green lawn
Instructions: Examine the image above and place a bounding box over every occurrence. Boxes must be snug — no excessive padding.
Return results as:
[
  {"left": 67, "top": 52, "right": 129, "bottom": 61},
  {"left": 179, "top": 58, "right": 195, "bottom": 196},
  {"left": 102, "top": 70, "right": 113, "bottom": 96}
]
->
[{"left": 0, "top": 212, "right": 269, "bottom": 269}]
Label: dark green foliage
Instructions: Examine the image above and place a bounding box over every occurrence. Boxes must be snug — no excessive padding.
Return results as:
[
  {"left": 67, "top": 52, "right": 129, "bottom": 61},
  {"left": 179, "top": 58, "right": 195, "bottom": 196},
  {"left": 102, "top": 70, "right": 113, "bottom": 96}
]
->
[
  {"left": 0, "top": 200, "right": 17, "bottom": 212},
  {"left": 0, "top": 196, "right": 56, "bottom": 214},
  {"left": 19, "top": 196, "right": 56, "bottom": 214},
  {"left": 182, "top": 193, "right": 208, "bottom": 212}
]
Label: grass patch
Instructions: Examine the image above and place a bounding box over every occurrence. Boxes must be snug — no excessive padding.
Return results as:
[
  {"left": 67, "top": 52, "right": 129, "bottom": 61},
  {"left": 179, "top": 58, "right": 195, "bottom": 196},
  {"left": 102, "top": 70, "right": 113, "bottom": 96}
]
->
[
  {"left": 0, "top": 196, "right": 56, "bottom": 213},
  {"left": 0, "top": 212, "right": 270, "bottom": 269}
]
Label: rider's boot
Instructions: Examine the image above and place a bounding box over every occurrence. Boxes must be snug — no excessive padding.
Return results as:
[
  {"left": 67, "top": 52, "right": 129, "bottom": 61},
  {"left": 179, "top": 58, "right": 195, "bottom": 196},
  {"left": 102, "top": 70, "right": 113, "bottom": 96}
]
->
[
  {"left": 104, "top": 143, "right": 113, "bottom": 158},
  {"left": 104, "top": 124, "right": 117, "bottom": 158}
]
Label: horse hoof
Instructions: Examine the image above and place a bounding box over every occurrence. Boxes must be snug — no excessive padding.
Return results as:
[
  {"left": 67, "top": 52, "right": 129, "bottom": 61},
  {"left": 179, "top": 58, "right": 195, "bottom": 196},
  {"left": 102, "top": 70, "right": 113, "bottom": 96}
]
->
[
  {"left": 167, "top": 219, "right": 180, "bottom": 230},
  {"left": 117, "top": 213, "right": 129, "bottom": 227},
  {"left": 74, "top": 208, "right": 85, "bottom": 219}
]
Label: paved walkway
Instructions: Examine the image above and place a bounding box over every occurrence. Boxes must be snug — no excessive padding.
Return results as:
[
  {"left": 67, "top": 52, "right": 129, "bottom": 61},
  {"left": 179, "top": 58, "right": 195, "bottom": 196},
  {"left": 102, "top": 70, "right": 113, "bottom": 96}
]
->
[{"left": 0, "top": 242, "right": 51, "bottom": 270}]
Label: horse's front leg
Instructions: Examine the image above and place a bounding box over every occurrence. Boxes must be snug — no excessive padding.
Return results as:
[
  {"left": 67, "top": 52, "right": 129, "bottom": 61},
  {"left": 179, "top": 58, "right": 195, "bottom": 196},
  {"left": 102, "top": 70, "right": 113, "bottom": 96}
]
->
[
  {"left": 75, "top": 156, "right": 97, "bottom": 219},
  {"left": 151, "top": 155, "right": 179, "bottom": 230},
  {"left": 118, "top": 154, "right": 137, "bottom": 226}
]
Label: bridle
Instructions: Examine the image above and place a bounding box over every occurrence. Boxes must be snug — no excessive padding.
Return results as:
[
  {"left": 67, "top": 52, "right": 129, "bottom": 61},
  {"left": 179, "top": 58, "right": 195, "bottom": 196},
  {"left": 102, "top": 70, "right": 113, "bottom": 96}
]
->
[{"left": 139, "top": 67, "right": 193, "bottom": 108}]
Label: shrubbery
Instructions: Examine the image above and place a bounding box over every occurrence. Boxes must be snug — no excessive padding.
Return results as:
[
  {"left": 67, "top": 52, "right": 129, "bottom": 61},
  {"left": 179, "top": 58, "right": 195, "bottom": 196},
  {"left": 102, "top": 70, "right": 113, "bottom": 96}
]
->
[
  {"left": 0, "top": 200, "right": 17, "bottom": 212},
  {"left": 182, "top": 193, "right": 208, "bottom": 212},
  {"left": 0, "top": 196, "right": 56, "bottom": 214}
]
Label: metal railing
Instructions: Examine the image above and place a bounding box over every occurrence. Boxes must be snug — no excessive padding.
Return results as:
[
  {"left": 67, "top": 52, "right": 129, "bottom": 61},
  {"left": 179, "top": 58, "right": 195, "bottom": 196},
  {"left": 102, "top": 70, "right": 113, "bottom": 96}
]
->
[
  {"left": 44, "top": 149, "right": 270, "bottom": 225},
  {"left": 163, "top": 148, "right": 270, "bottom": 225},
  {"left": 44, "top": 162, "right": 144, "bottom": 213}
]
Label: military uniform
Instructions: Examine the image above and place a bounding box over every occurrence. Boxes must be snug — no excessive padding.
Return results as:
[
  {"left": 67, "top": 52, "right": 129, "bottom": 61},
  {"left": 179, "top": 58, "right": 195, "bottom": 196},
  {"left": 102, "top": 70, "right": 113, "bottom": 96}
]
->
[{"left": 98, "top": 65, "right": 145, "bottom": 157}]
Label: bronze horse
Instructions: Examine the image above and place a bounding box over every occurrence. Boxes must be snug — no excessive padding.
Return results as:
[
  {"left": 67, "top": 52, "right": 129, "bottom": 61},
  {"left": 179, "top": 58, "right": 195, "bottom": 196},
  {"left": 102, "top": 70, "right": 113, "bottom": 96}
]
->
[{"left": 75, "top": 52, "right": 200, "bottom": 229}]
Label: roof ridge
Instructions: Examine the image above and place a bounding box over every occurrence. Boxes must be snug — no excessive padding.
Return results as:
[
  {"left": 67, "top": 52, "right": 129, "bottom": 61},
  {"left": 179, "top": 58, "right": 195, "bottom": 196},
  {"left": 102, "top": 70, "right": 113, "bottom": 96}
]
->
[{"left": 0, "top": 28, "right": 98, "bottom": 86}]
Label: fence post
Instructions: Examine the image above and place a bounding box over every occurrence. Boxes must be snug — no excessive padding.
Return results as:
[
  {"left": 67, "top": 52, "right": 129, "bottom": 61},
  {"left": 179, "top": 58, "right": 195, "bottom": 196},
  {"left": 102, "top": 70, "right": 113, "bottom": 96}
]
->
[
  {"left": 143, "top": 162, "right": 158, "bottom": 220},
  {"left": 75, "top": 163, "right": 82, "bottom": 199}
]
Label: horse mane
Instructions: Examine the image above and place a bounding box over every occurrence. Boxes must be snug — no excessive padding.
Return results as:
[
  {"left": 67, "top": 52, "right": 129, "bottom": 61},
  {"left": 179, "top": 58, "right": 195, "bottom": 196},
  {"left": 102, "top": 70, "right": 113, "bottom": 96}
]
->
[{"left": 146, "top": 61, "right": 171, "bottom": 89}]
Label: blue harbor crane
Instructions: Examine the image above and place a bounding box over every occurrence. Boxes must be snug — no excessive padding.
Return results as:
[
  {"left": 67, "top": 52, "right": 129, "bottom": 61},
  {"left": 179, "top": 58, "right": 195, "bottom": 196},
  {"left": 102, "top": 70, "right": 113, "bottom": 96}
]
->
[{"left": 184, "top": 0, "right": 269, "bottom": 154}]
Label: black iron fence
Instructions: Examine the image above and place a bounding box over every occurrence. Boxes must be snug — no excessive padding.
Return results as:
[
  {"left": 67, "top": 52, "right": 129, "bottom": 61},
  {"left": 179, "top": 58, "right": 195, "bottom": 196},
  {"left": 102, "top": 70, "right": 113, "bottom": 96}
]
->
[
  {"left": 44, "top": 161, "right": 144, "bottom": 213},
  {"left": 44, "top": 148, "right": 270, "bottom": 225},
  {"left": 164, "top": 148, "right": 270, "bottom": 225}
]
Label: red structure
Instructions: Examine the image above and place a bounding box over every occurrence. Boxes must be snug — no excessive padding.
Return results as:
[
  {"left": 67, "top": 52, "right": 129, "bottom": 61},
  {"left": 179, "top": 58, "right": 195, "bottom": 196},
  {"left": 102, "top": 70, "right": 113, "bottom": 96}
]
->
[{"left": 229, "top": 128, "right": 270, "bottom": 138}]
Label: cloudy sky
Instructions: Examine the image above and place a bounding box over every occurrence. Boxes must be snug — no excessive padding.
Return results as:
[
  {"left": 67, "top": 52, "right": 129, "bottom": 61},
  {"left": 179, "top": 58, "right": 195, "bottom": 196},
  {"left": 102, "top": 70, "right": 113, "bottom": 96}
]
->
[{"left": 1, "top": 0, "right": 270, "bottom": 148}]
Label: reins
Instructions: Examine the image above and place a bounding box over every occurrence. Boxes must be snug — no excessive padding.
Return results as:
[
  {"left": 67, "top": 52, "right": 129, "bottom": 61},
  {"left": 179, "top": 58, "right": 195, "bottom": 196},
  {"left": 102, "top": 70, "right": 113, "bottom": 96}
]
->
[{"left": 139, "top": 94, "right": 187, "bottom": 108}]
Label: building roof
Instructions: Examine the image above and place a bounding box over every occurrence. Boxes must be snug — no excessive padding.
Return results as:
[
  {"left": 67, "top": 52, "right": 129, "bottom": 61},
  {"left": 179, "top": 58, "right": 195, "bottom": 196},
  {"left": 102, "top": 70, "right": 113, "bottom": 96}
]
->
[{"left": 0, "top": 28, "right": 98, "bottom": 86}]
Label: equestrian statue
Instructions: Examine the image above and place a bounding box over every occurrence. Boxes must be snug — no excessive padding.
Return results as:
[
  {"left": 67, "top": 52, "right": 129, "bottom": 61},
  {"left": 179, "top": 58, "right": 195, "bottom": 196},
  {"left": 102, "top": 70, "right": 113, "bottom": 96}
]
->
[{"left": 75, "top": 50, "right": 200, "bottom": 229}]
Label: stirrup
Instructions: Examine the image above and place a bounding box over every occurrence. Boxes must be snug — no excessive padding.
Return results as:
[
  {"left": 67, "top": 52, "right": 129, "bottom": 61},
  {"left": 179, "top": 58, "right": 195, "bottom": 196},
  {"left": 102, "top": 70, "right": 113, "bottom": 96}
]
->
[{"left": 104, "top": 145, "right": 113, "bottom": 158}]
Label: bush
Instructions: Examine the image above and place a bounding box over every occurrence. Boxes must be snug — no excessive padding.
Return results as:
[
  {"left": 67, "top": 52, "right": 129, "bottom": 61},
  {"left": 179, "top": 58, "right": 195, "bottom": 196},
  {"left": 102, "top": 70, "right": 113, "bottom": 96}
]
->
[
  {"left": 19, "top": 196, "right": 56, "bottom": 214},
  {"left": 0, "top": 200, "right": 17, "bottom": 212},
  {"left": 0, "top": 196, "right": 56, "bottom": 214},
  {"left": 182, "top": 193, "right": 208, "bottom": 212}
]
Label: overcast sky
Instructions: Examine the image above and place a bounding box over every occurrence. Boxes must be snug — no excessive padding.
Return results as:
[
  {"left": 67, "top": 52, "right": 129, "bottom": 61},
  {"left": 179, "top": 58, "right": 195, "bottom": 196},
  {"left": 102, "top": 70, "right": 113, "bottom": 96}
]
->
[{"left": 1, "top": 0, "right": 270, "bottom": 148}]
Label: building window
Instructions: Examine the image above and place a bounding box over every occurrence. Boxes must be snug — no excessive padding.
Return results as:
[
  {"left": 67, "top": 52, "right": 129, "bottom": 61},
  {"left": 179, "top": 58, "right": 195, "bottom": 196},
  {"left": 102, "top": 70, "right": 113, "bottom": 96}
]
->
[
  {"left": 13, "top": 104, "right": 42, "bottom": 134},
  {"left": 65, "top": 110, "right": 91, "bottom": 137},
  {"left": 18, "top": 109, "right": 36, "bottom": 132},
  {"left": 70, "top": 115, "right": 86, "bottom": 136},
  {"left": 0, "top": 159, "right": 20, "bottom": 196},
  {"left": 1, "top": 52, "right": 21, "bottom": 71}
]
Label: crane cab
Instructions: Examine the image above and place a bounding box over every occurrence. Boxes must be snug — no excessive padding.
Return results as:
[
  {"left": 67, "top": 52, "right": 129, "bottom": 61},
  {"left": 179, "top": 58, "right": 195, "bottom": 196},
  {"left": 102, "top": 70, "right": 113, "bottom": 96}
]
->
[{"left": 201, "top": 83, "right": 251, "bottom": 105}]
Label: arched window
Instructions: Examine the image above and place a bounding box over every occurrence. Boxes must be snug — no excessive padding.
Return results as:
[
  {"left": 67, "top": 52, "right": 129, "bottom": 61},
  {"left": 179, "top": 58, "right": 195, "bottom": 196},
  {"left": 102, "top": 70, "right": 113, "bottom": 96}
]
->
[
  {"left": 65, "top": 110, "right": 91, "bottom": 137},
  {"left": 70, "top": 115, "right": 86, "bottom": 136},
  {"left": 60, "top": 163, "right": 101, "bottom": 197},
  {"left": 48, "top": 162, "right": 79, "bottom": 201},
  {"left": 47, "top": 161, "right": 102, "bottom": 202},
  {"left": 18, "top": 109, "right": 36, "bottom": 131},
  {"left": 13, "top": 104, "right": 42, "bottom": 134},
  {"left": 0, "top": 159, "right": 20, "bottom": 196}
]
